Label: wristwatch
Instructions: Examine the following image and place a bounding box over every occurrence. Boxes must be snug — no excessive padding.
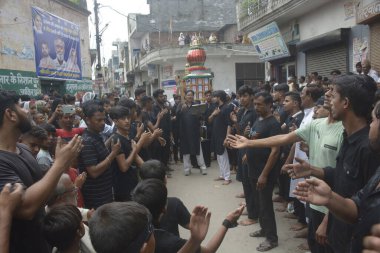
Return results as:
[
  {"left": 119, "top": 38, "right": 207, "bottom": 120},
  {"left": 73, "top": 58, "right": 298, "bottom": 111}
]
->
[{"left": 222, "top": 219, "right": 238, "bottom": 229}]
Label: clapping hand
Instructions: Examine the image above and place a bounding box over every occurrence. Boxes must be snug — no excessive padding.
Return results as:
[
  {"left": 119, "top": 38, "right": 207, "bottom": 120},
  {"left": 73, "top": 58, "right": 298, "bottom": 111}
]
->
[{"left": 189, "top": 205, "right": 211, "bottom": 243}]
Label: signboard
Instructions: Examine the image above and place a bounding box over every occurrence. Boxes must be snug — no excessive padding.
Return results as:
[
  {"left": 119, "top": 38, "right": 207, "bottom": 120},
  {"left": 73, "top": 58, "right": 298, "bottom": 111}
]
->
[
  {"left": 0, "top": 69, "right": 40, "bottom": 96},
  {"left": 249, "top": 22, "right": 290, "bottom": 61},
  {"left": 32, "top": 6, "right": 82, "bottom": 80},
  {"left": 357, "top": 0, "right": 380, "bottom": 23},
  {"left": 65, "top": 79, "right": 93, "bottom": 95}
]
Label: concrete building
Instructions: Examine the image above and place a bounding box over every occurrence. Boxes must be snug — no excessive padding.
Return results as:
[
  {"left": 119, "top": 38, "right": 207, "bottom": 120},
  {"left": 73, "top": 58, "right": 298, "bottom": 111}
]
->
[
  {"left": 0, "top": 0, "right": 94, "bottom": 97},
  {"left": 127, "top": 0, "right": 265, "bottom": 97},
  {"left": 237, "top": 0, "right": 373, "bottom": 82}
]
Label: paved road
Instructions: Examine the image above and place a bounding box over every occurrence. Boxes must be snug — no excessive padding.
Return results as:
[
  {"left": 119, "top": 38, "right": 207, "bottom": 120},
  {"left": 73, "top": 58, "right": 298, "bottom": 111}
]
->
[{"left": 166, "top": 160, "right": 308, "bottom": 253}]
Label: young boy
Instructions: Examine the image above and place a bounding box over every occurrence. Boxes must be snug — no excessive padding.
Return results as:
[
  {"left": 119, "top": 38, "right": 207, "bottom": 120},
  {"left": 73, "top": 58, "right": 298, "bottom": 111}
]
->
[{"left": 109, "top": 106, "right": 150, "bottom": 201}]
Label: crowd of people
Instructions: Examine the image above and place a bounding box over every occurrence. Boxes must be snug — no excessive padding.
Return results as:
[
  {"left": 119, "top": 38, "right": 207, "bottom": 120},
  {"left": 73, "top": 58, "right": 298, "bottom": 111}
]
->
[{"left": 1, "top": 59, "right": 380, "bottom": 253}]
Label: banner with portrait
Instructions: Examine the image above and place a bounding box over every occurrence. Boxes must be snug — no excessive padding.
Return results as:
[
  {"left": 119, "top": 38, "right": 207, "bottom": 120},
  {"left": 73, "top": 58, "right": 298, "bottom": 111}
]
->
[{"left": 32, "top": 6, "right": 82, "bottom": 80}]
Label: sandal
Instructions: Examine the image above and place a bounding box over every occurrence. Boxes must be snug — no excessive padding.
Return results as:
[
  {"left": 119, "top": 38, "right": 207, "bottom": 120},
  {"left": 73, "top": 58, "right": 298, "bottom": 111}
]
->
[
  {"left": 249, "top": 229, "right": 265, "bottom": 238},
  {"left": 256, "top": 240, "right": 278, "bottom": 252}
]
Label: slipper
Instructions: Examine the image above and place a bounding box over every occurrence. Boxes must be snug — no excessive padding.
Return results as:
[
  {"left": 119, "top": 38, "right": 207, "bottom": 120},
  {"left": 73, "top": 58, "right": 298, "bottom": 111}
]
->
[
  {"left": 239, "top": 219, "right": 257, "bottom": 226},
  {"left": 249, "top": 230, "right": 265, "bottom": 238},
  {"left": 214, "top": 177, "right": 224, "bottom": 181},
  {"left": 222, "top": 180, "right": 232, "bottom": 185},
  {"left": 235, "top": 193, "right": 245, "bottom": 198},
  {"left": 256, "top": 240, "right": 278, "bottom": 252}
]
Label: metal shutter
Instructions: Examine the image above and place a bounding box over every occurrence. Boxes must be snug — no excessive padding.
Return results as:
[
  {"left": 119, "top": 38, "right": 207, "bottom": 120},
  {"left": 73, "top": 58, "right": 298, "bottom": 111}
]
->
[
  {"left": 370, "top": 22, "right": 380, "bottom": 73},
  {"left": 306, "top": 43, "right": 347, "bottom": 77}
]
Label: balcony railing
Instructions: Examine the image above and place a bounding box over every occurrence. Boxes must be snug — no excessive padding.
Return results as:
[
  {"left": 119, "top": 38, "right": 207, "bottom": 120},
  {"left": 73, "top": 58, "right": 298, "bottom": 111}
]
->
[{"left": 239, "top": 0, "right": 292, "bottom": 30}]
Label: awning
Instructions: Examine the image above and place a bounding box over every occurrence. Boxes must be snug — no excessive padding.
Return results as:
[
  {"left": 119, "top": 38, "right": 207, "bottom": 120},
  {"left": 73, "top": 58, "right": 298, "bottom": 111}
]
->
[{"left": 296, "top": 28, "right": 350, "bottom": 52}]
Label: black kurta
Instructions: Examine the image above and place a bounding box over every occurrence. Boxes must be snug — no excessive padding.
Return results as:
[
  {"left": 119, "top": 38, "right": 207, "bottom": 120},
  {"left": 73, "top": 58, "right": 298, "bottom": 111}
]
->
[
  {"left": 211, "top": 103, "right": 233, "bottom": 155},
  {"left": 177, "top": 103, "right": 201, "bottom": 155}
]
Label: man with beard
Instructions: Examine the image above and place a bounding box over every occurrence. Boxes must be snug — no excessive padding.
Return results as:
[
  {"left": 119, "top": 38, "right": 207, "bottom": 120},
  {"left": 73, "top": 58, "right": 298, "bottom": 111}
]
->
[
  {"left": 152, "top": 89, "right": 171, "bottom": 167},
  {"left": 293, "top": 101, "right": 380, "bottom": 253},
  {"left": 52, "top": 37, "right": 67, "bottom": 70},
  {"left": 39, "top": 41, "right": 54, "bottom": 69},
  {"left": 177, "top": 90, "right": 207, "bottom": 176},
  {"left": 0, "top": 90, "right": 82, "bottom": 253}
]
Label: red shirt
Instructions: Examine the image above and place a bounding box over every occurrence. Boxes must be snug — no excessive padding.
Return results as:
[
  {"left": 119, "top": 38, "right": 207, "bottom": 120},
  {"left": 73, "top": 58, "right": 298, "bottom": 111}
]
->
[{"left": 56, "top": 128, "right": 85, "bottom": 142}]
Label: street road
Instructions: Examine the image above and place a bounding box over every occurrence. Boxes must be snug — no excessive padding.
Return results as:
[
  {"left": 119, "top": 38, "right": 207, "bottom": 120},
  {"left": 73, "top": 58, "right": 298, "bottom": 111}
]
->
[{"left": 166, "top": 160, "right": 308, "bottom": 253}]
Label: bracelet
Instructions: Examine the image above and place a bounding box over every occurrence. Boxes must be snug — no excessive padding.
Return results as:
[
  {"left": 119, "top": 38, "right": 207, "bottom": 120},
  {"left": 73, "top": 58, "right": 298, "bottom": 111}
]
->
[{"left": 222, "top": 219, "right": 237, "bottom": 229}]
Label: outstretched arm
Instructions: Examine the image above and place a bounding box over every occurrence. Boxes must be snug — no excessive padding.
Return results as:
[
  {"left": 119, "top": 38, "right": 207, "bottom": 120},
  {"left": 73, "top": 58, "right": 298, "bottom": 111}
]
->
[
  {"left": 227, "top": 131, "right": 301, "bottom": 149},
  {"left": 293, "top": 178, "right": 358, "bottom": 224}
]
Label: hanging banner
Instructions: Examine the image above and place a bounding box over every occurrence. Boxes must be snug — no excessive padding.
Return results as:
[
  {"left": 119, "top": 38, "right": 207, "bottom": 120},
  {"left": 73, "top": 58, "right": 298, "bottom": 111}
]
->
[
  {"left": 32, "top": 6, "right": 82, "bottom": 80},
  {"left": 249, "top": 22, "right": 290, "bottom": 61}
]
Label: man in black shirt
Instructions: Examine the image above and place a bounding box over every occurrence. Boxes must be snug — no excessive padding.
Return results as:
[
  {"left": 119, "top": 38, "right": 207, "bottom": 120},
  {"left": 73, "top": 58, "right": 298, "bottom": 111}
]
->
[
  {"left": 0, "top": 90, "right": 82, "bottom": 253},
  {"left": 293, "top": 99, "right": 380, "bottom": 253},
  {"left": 78, "top": 100, "right": 121, "bottom": 209},
  {"left": 230, "top": 85, "right": 258, "bottom": 226},
  {"left": 152, "top": 89, "right": 171, "bottom": 166},
  {"left": 209, "top": 90, "right": 233, "bottom": 184},
  {"left": 245, "top": 92, "right": 281, "bottom": 251}
]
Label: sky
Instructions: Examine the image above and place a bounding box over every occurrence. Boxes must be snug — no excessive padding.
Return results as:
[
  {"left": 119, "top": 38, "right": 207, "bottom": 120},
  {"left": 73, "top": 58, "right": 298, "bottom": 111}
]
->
[{"left": 87, "top": 0, "right": 150, "bottom": 63}]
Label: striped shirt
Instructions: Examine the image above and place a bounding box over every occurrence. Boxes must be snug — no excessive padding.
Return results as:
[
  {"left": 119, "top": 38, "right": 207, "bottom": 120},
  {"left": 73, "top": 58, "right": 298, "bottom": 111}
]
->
[{"left": 78, "top": 130, "right": 113, "bottom": 209}]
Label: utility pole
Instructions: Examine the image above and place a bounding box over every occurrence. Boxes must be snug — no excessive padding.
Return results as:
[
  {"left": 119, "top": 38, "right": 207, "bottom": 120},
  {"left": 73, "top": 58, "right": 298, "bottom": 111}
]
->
[{"left": 94, "top": 0, "right": 102, "bottom": 97}]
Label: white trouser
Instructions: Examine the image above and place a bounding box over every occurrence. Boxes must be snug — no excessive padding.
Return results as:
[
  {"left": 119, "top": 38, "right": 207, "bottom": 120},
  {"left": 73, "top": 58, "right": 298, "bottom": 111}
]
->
[
  {"left": 183, "top": 143, "right": 206, "bottom": 171},
  {"left": 217, "top": 148, "right": 230, "bottom": 180}
]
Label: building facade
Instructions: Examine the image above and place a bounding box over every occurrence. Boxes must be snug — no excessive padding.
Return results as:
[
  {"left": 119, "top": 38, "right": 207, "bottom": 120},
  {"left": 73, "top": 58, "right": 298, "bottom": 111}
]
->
[
  {"left": 237, "top": 0, "right": 373, "bottom": 82},
  {"left": 127, "top": 0, "right": 265, "bottom": 96},
  {"left": 0, "top": 0, "right": 93, "bottom": 97}
]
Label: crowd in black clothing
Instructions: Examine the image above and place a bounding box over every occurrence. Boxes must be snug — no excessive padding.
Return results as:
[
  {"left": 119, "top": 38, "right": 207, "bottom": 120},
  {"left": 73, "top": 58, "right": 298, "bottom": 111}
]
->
[{"left": 2, "top": 59, "right": 380, "bottom": 253}]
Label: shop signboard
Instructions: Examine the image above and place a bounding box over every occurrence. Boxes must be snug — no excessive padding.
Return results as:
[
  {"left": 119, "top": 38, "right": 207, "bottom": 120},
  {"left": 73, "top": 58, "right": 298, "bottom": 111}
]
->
[{"left": 249, "top": 22, "right": 290, "bottom": 61}]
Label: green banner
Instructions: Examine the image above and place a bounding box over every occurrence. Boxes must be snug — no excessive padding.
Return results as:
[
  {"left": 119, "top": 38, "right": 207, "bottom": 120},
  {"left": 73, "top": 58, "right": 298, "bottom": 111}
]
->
[
  {"left": 0, "top": 69, "right": 41, "bottom": 96},
  {"left": 65, "top": 79, "right": 93, "bottom": 95}
]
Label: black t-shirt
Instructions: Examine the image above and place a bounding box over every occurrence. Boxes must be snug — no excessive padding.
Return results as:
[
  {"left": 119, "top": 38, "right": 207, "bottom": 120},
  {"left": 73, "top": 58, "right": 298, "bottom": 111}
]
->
[
  {"left": 247, "top": 115, "right": 281, "bottom": 180},
  {"left": 160, "top": 197, "right": 190, "bottom": 236},
  {"left": 154, "top": 229, "right": 201, "bottom": 253},
  {"left": 153, "top": 103, "right": 171, "bottom": 140},
  {"left": 0, "top": 144, "right": 49, "bottom": 253},
  {"left": 111, "top": 133, "right": 138, "bottom": 200}
]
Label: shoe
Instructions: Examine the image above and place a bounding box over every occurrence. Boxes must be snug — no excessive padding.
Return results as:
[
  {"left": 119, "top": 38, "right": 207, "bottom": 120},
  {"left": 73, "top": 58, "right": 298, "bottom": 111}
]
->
[
  {"left": 201, "top": 168, "right": 207, "bottom": 175},
  {"left": 184, "top": 169, "right": 190, "bottom": 176}
]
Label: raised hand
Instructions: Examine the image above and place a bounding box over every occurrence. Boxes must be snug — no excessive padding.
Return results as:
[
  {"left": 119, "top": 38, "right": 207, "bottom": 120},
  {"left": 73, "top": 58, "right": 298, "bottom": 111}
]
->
[
  {"left": 55, "top": 135, "right": 83, "bottom": 170},
  {"left": 293, "top": 178, "right": 332, "bottom": 206},
  {"left": 111, "top": 138, "right": 121, "bottom": 155},
  {"left": 226, "top": 134, "right": 250, "bottom": 149},
  {"left": 158, "top": 137, "right": 166, "bottom": 147},
  {"left": 74, "top": 172, "right": 87, "bottom": 188},
  {"left": 225, "top": 205, "right": 245, "bottom": 224},
  {"left": 189, "top": 205, "right": 211, "bottom": 243},
  {"left": 138, "top": 131, "right": 151, "bottom": 147}
]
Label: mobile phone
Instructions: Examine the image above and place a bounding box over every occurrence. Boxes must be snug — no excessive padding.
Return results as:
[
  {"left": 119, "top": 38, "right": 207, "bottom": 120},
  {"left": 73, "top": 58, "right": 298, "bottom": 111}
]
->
[{"left": 62, "top": 105, "right": 75, "bottom": 114}]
